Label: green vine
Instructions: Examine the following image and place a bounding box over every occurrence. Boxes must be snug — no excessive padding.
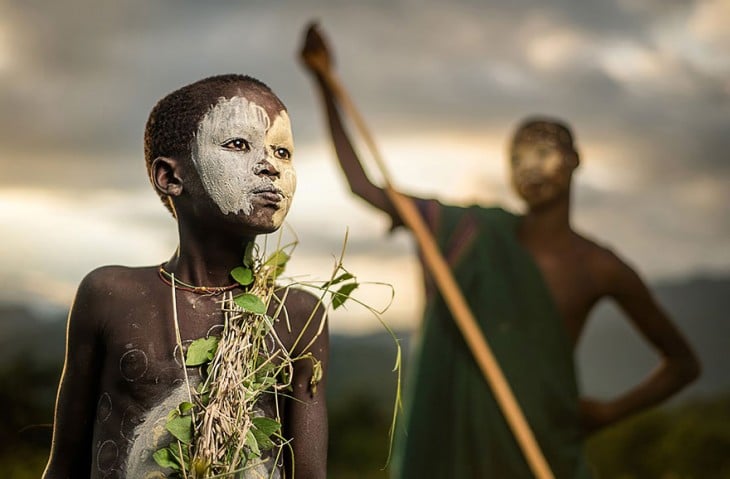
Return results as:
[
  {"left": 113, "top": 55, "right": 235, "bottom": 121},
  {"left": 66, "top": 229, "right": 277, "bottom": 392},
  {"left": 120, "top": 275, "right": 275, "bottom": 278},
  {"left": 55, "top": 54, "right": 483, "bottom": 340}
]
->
[{"left": 154, "top": 232, "right": 401, "bottom": 477}]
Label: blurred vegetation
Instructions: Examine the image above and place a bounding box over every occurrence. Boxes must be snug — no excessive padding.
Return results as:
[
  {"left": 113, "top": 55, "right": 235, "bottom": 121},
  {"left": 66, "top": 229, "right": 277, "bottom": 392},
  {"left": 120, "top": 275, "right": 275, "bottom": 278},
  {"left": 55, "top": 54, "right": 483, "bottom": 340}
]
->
[
  {"left": 328, "top": 394, "right": 391, "bottom": 479},
  {"left": 0, "top": 355, "right": 59, "bottom": 479},
  {"left": 585, "top": 396, "right": 730, "bottom": 478},
  {"left": 2, "top": 353, "right": 729, "bottom": 478}
]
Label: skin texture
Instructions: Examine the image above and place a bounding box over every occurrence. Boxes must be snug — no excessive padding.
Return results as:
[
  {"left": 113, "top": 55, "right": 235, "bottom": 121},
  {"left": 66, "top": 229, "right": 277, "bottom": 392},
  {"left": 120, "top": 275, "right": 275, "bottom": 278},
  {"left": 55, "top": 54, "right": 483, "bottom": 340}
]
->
[
  {"left": 510, "top": 139, "right": 575, "bottom": 208},
  {"left": 192, "top": 96, "right": 296, "bottom": 225},
  {"left": 43, "top": 85, "right": 328, "bottom": 478},
  {"left": 300, "top": 23, "right": 699, "bottom": 437}
]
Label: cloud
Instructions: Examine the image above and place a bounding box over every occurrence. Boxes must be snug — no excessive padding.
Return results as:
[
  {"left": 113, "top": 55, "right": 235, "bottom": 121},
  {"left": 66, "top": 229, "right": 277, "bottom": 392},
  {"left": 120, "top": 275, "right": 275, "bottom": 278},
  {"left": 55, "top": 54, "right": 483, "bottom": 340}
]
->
[{"left": 0, "top": 0, "right": 727, "bottom": 331}]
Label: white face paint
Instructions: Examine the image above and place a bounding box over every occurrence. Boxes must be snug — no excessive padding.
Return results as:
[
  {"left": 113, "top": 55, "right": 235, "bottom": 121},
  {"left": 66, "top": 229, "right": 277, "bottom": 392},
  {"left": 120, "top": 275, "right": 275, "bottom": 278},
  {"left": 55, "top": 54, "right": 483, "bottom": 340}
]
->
[
  {"left": 510, "top": 139, "right": 573, "bottom": 206},
  {"left": 191, "top": 96, "right": 296, "bottom": 228}
]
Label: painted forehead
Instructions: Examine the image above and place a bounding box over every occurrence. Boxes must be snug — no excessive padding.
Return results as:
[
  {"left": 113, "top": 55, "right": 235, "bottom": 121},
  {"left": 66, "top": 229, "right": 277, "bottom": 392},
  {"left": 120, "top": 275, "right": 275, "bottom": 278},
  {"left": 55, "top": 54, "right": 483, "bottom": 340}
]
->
[
  {"left": 220, "top": 85, "right": 287, "bottom": 121},
  {"left": 197, "top": 95, "right": 293, "bottom": 148}
]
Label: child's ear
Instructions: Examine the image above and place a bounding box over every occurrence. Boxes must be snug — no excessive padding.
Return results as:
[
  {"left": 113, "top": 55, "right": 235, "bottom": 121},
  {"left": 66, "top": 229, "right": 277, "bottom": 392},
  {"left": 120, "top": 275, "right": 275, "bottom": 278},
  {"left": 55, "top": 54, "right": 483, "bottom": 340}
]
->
[{"left": 152, "top": 157, "right": 183, "bottom": 197}]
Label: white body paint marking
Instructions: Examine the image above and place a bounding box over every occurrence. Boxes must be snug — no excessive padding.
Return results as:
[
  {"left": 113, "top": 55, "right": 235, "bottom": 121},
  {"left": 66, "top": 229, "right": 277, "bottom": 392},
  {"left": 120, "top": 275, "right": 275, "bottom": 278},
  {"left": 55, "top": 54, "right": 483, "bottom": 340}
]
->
[
  {"left": 511, "top": 140, "right": 571, "bottom": 203},
  {"left": 124, "top": 381, "right": 281, "bottom": 478},
  {"left": 124, "top": 382, "right": 191, "bottom": 477},
  {"left": 119, "top": 348, "right": 149, "bottom": 382},
  {"left": 191, "top": 96, "right": 295, "bottom": 227},
  {"left": 97, "top": 392, "right": 112, "bottom": 422}
]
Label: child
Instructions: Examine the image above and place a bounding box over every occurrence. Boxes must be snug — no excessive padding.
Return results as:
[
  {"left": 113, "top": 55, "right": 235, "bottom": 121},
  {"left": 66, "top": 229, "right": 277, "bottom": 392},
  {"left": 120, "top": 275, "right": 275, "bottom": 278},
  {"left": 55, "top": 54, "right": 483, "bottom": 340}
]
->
[{"left": 44, "top": 74, "right": 328, "bottom": 478}]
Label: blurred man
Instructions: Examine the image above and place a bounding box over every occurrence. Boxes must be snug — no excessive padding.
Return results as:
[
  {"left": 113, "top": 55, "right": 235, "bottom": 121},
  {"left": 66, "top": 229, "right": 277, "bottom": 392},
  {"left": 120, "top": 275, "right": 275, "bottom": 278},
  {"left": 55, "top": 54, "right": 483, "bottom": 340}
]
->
[{"left": 301, "top": 25, "right": 699, "bottom": 478}]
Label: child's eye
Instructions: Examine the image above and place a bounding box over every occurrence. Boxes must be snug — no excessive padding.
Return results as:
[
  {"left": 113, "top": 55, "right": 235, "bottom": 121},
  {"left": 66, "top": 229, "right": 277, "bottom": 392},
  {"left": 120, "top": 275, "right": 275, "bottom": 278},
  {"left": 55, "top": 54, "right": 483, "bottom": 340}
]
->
[
  {"left": 222, "top": 138, "right": 250, "bottom": 151},
  {"left": 274, "top": 147, "right": 291, "bottom": 160}
]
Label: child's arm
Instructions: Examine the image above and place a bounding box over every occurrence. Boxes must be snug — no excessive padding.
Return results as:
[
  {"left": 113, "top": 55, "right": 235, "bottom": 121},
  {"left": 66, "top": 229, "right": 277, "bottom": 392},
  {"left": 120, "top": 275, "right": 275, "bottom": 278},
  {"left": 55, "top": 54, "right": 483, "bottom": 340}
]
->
[
  {"left": 282, "top": 290, "right": 329, "bottom": 478},
  {"left": 581, "top": 253, "right": 700, "bottom": 434},
  {"left": 43, "top": 271, "right": 105, "bottom": 478},
  {"left": 300, "top": 24, "right": 399, "bottom": 221}
]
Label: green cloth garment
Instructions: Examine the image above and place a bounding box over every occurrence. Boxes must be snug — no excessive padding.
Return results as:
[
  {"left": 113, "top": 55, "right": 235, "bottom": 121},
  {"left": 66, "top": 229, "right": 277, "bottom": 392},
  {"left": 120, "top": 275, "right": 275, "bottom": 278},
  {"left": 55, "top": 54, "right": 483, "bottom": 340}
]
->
[{"left": 392, "top": 201, "right": 592, "bottom": 478}]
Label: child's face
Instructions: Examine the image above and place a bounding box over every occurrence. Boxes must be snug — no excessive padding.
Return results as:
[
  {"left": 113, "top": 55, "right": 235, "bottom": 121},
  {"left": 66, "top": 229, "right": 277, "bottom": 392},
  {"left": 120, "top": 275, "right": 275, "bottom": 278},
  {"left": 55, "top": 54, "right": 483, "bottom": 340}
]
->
[
  {"left": 510, "top": 139, "right": 574, "bottom": 207},
  {"left": 191, "top": 95, "right": 296, "bottom": 231}
]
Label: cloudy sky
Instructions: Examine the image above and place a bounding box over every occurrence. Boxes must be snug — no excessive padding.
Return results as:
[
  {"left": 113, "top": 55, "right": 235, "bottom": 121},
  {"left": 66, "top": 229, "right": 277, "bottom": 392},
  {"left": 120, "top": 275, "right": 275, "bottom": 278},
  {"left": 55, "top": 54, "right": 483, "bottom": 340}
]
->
[{"left": 1, "top": 0, "right": 728, "bottom": 333}]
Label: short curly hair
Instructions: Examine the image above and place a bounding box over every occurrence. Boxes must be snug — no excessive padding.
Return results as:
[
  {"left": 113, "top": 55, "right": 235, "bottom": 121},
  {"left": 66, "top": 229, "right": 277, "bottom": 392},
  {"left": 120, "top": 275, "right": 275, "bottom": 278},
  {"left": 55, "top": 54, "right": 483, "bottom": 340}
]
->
[
  {"left": 511, "top": 116, "right": 579, "bottom": 165},
  {"left": 144, "top": 74, "right": 284, "bottom": 215}
]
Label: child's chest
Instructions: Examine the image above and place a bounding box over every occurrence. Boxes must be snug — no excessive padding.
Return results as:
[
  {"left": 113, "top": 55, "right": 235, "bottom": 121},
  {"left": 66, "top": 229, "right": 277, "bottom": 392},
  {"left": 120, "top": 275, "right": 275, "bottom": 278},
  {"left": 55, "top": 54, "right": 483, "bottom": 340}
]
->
[{"left": 99, "top": 294, "right": 229, "bottom": 403}]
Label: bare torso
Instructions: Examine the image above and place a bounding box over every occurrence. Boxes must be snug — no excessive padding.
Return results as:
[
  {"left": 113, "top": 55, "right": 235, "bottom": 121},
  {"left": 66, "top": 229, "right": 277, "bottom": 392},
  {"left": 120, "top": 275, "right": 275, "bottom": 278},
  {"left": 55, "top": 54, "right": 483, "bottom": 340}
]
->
[
  {"left": 518, "top": 231, "right": 616, "bottom": 346},
  {"left": 80, "top": 265, "right": 316, "bottom": 478}
]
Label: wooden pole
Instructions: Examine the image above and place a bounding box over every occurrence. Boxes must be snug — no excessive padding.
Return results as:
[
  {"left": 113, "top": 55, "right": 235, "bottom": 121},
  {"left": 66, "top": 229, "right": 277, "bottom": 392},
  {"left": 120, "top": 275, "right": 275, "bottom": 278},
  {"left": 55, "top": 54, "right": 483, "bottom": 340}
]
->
[{"left": 319, "top": 69, "right": 555, "bottom": 479}]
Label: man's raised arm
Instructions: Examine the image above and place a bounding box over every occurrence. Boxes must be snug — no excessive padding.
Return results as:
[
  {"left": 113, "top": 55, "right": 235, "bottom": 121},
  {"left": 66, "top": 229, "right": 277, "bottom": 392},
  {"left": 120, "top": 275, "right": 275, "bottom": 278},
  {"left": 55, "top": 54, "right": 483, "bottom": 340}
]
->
[{"left": 300, "top": 23, "right": 399, "bottom": 221}]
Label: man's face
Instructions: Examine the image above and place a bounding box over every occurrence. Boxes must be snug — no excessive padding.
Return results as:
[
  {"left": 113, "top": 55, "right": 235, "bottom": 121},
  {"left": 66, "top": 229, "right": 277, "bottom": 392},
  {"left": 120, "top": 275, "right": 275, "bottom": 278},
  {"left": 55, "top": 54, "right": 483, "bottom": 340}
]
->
[
  {"left": 510, "top": 139, "right": 574, "bottom": 208},
  {"left": 190, "top": 95, "right": 296, "bottom": 231}
]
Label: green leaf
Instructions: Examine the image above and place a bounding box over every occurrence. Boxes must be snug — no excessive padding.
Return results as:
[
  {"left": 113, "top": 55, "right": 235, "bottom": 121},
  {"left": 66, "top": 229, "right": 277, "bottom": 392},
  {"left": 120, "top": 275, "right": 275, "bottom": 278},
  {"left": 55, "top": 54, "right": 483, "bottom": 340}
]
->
[
  {"left": 185, "top": 336, "right": 219, "bottom": 366},
  {"left": 252, "top": 416, "right": 281, "bottom": 436},
  {"left": 166, "top": 415, "right": 193, "bottom": 444},
  {"left": 322, "top": 272, "right": 354, "bottom": 289},
  {"left": 310, "top": 359, "right": 323, "bottom": 394},
  {"left": 256, "top": 376, "right": 277, "bottom": 388},
  {"left": 252, "top": 428, "right": 275, "bottom": 451},
  {"left": 230, "top": 266, "right": 254, "bottom": 286},
  {"left": 245, "top": 428, "right": 261, "bottom": 457},
  {"left": 243, "top": 242, "right": 256, "bottom": 268},
  {"left": 178, "top": 401, "right": 194, "bottom": 415},
  {"left": 264, "top": 250, "right": 290, "bottom": 278},
  {"left": 251, "top": 417, "right": 281, "bottom": 451},
  {"left": 254, "top": 359, "right": 276, "bottom": 377},
  {"left": 233, "top": 293, "right": 267, "bottom": 314},
  {"left": 196, "top": 381, "right": 209, "bottom": 395},
  {"left": 153, "top": 447, "right": 181, "bottom": 470},
  {"left": 332, "top": 282, "right": 359, "bottom": 310},
  {"left": 265, "top": 250, "right": 290, "bottom": 267}
]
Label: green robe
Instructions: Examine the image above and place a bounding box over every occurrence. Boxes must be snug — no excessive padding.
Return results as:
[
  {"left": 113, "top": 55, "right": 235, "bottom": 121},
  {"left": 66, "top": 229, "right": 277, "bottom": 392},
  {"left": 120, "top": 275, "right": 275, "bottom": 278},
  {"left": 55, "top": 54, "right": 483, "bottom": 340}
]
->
[{"left": 392, "top": 201, "right": 592, "bottom": 478}]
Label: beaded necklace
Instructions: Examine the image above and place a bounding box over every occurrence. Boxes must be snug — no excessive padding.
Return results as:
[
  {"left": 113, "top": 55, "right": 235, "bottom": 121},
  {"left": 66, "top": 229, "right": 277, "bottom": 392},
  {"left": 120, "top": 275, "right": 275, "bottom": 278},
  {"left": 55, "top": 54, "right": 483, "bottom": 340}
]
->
[{"left": 158, "top": 264, "right": 239, "bottom": 295}]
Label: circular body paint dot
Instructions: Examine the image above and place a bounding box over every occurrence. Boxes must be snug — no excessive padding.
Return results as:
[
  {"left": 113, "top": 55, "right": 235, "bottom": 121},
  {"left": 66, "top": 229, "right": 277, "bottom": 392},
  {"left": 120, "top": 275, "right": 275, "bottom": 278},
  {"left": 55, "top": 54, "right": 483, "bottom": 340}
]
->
[
  {"left": 97, "top": 392, "right": 112, "bottom": 423},
  {"left": 207, "top": 324, "right": 224, "bottom": 337},
  {"left": 96, "top": 440, "right": 118, "bottom": 472},
  {"left": 172, "top": 340, "right": 193, "bottom": 368},
  {"left": 119, "top": 349, "right": 148, "bottom": 382}
]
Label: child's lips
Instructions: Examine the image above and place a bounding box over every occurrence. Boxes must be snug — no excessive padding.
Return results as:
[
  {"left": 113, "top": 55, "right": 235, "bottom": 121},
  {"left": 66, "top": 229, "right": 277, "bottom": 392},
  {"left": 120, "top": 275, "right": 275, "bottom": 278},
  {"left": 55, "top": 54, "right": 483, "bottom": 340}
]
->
[
  {"left": 256, "top": 191, "right": 283, "bottom": 203},
  {"left": 252, "top": 185, "right": 284, "bottom": 203}
]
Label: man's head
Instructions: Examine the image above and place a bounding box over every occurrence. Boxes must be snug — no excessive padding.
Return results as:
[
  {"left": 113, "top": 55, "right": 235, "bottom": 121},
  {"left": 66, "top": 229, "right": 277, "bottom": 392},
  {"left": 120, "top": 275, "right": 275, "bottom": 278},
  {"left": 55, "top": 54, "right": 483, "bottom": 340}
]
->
[
  {"left": 145, "top": 74, "right": 295, "bottom": 233},
  {"left": 509, "top": 117, "right": 579, "bottom": 208}
]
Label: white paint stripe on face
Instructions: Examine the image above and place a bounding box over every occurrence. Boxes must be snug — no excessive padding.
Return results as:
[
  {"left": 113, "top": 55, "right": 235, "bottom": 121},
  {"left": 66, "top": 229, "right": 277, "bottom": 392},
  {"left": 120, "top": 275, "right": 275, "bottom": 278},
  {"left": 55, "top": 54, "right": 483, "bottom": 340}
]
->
[
  {"left": 191, "top": 96, "right": 296, "bottom": 225},
  {"left": 192, "top": 97, "right": 269, "bottom": 216},
  {"left": 266, "top": 110, "right": 296, "bottom": 226}
]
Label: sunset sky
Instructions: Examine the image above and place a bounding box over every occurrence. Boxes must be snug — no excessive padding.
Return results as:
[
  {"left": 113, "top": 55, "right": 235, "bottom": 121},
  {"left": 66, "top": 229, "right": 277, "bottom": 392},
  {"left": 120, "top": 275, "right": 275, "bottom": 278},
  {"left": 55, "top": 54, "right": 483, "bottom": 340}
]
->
[{"left": 1, "top": 0, "right": 728, "bottom": 333}]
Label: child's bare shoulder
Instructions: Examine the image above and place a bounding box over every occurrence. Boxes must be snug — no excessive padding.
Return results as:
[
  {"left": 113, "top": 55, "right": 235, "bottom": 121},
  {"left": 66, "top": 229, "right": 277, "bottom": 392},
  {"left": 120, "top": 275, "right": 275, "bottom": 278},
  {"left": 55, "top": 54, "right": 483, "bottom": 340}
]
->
[
  {"left": 71, "top": 265, "right": 159, "bottom": 321},
  {"left": 280, "top": 286, "right": 321, "bottom": 310},
  {"left": 274, "top": 287, "right": 327, "bottom": 354},
  {"left": 78, "top": 265, "right": 156, "bottom": 297}
]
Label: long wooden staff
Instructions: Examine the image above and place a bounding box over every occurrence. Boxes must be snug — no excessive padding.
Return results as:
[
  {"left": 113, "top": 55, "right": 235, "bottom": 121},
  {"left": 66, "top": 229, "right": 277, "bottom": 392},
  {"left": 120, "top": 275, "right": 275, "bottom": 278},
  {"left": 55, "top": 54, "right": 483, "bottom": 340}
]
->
[{"left": 316, "top": 64, "right": 555, "bottom": 479}]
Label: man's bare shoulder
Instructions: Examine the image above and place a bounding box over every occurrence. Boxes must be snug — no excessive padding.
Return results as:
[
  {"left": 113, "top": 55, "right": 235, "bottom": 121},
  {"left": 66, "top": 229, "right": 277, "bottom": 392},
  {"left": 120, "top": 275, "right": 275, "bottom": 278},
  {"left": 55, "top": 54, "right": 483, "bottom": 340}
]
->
[{"left": 573, "top": 233, "right": 637, "bottom": 287}]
